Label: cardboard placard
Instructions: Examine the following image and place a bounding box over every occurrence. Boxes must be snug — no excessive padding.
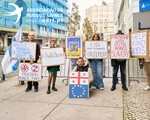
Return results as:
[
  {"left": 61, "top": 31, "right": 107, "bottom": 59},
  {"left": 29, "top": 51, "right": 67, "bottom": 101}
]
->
[
  {"left": 69, "top": 72, "right": 89, "bottom": 99},
  {"left": 110, "top": 35, "right": 130, "bottom": 59},
  {"left": 131, "top": 30, "right": 148, "bottom": 58},
  {"left": 41, "top": 48, "right": 65, "bottom": 67},
  {"left": 85, "top": 41, "right": 108, "bottom": 59},
  {"left": 11, "top": 42, "right": 36, "bottom": 61},
  {"left": 66, "top": 36, "right": 83, "bottom": 59},
  {"left": 19, "top": 63, "right": 42, "bottom": 82}
]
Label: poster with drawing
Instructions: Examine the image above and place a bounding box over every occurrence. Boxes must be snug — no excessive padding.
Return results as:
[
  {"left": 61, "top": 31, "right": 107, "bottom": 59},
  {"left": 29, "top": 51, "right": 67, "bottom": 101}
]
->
[
  {"left": 11, "top": 42, "right": 36, "bottom": 61},
  {"left": 19, "top": 63, "right": 42, "bottom": 82},
  {"left": 41, "top": 48, "right": 65, "bottom": 67}
]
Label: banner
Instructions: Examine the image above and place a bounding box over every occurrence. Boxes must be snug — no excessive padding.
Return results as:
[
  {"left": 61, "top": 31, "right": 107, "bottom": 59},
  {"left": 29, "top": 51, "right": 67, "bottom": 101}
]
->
[
  {"left": 41, "top": 48, "right": 65, "bottom": 67},
  {"left": 85, "top": 41, "right": 108, "bottom": 59},
  {"left": 131, "top": 30, "right": 148, "bottom": 58},
  {"left": 69, "top": 72, "right": 89, "bottom": 99},
  {"left": 11, "top": 42, "right": 36, "bottom": 61},
  {"left": 110, "top": 35, "right": 130, "bottom": 59},
  {"left": 19, "top": 63, "right": 42, "bottom": 81},
  {"left": 66, "top": 37, "right": 83, "bottom": 58}
]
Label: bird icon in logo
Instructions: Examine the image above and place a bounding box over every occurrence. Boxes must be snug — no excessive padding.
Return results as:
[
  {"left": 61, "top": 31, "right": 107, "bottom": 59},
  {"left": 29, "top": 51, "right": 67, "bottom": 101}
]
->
[{"left": 3, "top": 3, "right": 23, "bottom": 23}]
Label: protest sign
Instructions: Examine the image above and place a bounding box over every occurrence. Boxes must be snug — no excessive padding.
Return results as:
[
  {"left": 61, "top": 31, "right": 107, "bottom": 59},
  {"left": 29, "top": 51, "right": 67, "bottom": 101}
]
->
[
  {"left": 110, "top": 35, "right": 130, "bottom": 59},
  {"left": 85, "top": 41, "right": 108, "bottom": 59},
  {"left": 19, "top": 63, "right": 42, "bottom": 82},
  {"left": 131, "top": 30, "right": 148, "bottom": 58},
  {"left": 41, "top": 48, "right": 65, "bottom": 67},
  {"left": 69, "top": 72, "right": 89, "bottom": 99},
  {"left": 66, "top": 36, "right": 83, "bottom": 59},
  {"left": 11, "top": 42, "right": 36, "bottom": 60}
]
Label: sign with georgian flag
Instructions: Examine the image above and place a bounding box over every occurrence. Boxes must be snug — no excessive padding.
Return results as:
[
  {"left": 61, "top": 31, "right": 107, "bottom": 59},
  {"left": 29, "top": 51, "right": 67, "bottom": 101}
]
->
[{"left": 69, "top": 72, "right": 89, "bottom": 98}]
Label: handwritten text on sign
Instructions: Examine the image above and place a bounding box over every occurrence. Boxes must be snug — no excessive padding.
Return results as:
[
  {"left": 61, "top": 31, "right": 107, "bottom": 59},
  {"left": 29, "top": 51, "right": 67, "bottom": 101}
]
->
[
  {"left": 131, "top": 32, "right": 147, "bottom": 56},
  {"left": 111, "top": 35, "right": 129, "bottom": 59},
  {"left": 11, "top": 42, "right": 36, "bottom": 60},
  {"left": 41, "top": 48, "right": 65, "bottom": 67},
  {"left": 19, "top": 63, "right": 41, "bottom": 81},
  {"left": 85, "top": 41, "right": 107, "bottom": 59}
]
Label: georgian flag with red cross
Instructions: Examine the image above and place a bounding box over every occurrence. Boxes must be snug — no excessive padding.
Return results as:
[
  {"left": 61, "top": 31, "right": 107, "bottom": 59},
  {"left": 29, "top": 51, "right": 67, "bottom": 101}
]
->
[{"left": 69, "top": 72, "right": 89, "bottom": 98}]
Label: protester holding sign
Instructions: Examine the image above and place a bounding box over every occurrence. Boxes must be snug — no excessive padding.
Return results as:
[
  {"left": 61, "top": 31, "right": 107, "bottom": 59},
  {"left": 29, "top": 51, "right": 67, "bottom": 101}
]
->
[
  {"left": 72, "top": 57, "right": 93, "bottom": 83},
  {"left": 89, "top": 33, "right": 104, "bottom": 90},
  {"left": 47, "top": 39, "right": 60, "bottom": 94},
  {"left": 25, "top": 33, "right": 40, "bottom": 93},
  {"left": 111, "top": 30, "right": 128, "bottom": 91}
]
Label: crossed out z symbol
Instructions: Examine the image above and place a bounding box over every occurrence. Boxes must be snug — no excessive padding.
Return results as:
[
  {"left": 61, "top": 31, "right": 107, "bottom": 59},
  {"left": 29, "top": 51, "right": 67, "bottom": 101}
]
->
[{"left": 31, "top": 65, "right": 39, "bottom": 73}]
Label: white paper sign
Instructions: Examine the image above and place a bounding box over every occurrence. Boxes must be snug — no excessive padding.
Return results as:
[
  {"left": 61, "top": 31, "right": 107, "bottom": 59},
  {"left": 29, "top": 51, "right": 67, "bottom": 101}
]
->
[
  {"left": 85, "top": 41, "right": 108, "bottom": 59},
  {"left": 131, "top": 32, "right": 147, "bottom": 56},
  {"left": 111, "top": 35, "right": 129, "bottom": 59},
  {"left": 41, "top": 48, "right": 65, "bottom": 67},
  {"left": 11, "top": 42, "right": 36, "bottom": 60},
  {"left": 19, "top": 63, "right": 41, "bottom": 81}
]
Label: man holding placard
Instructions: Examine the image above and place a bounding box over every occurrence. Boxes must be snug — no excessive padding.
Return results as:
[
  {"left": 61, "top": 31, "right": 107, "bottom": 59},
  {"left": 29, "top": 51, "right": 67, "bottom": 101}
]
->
[
  {"left": 110, "top": 30, "right": 128, "bottom": 91},
  {"left": 24, "top": 33, "right": 40, "bottom": 93}
]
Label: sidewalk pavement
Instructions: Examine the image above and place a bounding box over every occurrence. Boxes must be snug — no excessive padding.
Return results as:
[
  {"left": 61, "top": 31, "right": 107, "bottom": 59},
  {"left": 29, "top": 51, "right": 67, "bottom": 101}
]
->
[{"left": 0, "top": 77, "right": 123, "bottom": 120}]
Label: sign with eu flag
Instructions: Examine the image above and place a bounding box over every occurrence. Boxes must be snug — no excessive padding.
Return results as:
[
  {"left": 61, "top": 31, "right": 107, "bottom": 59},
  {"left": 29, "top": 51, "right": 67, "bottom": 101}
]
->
[
  {"left": 69, "top": 72, "right": 89, "bottom": 99},
  {"left": 139, "top": 0, "right": 150, "bottom": 12}
]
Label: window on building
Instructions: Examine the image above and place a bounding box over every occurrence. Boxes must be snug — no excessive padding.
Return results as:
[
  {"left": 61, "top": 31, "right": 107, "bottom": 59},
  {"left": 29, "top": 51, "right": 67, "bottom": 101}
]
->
[
  {"left": 4, "top": 1, "right": 9, "bottom": 9},
  {"left": 0, "top": 0, "right": 2, "bottom": 7},
  {"left": 5, "top": 18, "right": 10, "bottom": 27},
  {"left": 0, "top": 17, "right": 2, "bottom": 26},
  {"left": 26, "top": 23, "right": 30, "bottom": 30},
  {"left": 8, "top": 38, "right": 12, "bottom": 46},
  {"left": 12, "top": 20, "right": 16, "bottom": 28}
]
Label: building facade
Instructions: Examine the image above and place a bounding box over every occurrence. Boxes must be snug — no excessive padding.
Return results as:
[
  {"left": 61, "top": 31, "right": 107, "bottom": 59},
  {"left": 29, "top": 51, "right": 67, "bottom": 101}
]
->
[
  {"left": 0, "top": 0, "right": 68, "bottom": 52},
  {"left": 114, "top": 0, "right": 150, "bottom": 34},
  {"left": 0, "top": 0, "right": 33, "bottom": 51},
  {"left": 85, "top": 3, "right": 115, "bottom": 41}
]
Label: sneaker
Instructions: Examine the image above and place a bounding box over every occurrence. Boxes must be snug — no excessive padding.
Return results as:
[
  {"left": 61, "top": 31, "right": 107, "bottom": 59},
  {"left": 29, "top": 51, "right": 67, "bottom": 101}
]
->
[
  {"left": 122, "top": 86, "right": 128, "bottom": 91},
  {"left": 144, "top": 85, "right": 150, "bottom": 91},
  {"left": 100, "top": 87, "right": 104, "bottom": 90},
  {"left": 111, "top": 86, "right": 116, "bottom": 91},
  {"left": 25, "top": 88, "right": 32, "bottom": 92},
  {"left": 34, "top": 89, "right": 39, "bottom": 92},
  {"left": 92, "top": 86, "right": 97, "bottom": 90}
]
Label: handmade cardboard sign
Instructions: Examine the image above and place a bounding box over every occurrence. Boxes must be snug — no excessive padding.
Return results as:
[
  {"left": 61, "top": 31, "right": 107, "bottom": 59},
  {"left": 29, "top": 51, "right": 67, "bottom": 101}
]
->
[
  {"left": 131, "top": 30, "right": 148, "bottom": 58},
  {"left": 66, "top": 37, "right": 83, "bottom": 58},
  {"left": 69, "top": 72, "right": 89, "bottom": 99},
  {"left": 41, "top": 48, "right": 65, "bottom": 67},
  {"left": 19, "top": 63, "right": 42, "bottom": 82},
  {"left": 110, "top": 35, "right": 130, "bottom": 59},
  {"left": 11, "top": 42, "right": 36, "bottom": 61},
  {"left": 85, "top": 41, "right": 108, "bottom": 59}
]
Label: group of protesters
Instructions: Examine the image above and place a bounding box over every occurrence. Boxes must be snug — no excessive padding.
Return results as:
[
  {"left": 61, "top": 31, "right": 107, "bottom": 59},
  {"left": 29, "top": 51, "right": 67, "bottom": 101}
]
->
[{"left": 24, "top": 30, "right": 150, "bottom": 95}]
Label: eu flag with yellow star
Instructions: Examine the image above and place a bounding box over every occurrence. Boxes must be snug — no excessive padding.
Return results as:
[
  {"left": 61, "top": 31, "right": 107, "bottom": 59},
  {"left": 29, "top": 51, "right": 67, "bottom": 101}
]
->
[{"left": 69, "top": 72, "right": 89, "bottom": 98}]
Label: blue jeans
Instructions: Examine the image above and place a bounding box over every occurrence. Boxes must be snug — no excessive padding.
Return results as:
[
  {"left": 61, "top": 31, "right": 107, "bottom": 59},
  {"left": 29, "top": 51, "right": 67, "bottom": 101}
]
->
[
  {"left": 89, "top": 59, "right": 104, "bottom": 88},
  {"left": 112, "top": 60, "right": 126, "bottom": 87}
]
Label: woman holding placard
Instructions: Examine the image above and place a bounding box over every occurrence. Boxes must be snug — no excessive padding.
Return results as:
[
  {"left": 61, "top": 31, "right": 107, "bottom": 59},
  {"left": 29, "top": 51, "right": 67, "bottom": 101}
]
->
[
  {"left": 47, "top": 39, "right": 60, "bottom": 94},
  {"left": 89, "top": 34, "right": 104, "bottom": 90}
]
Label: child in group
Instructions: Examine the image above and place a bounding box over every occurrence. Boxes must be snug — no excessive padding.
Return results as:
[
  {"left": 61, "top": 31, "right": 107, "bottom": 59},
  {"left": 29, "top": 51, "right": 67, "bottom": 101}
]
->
[{"left": 47, "top": 38, "right": 60, "bottom": 94}]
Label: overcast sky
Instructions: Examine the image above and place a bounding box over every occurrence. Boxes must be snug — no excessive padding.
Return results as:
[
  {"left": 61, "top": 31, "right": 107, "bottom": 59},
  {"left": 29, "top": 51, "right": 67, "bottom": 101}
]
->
[{"left": 68, "top": 0, "right": 113, "bottom": 28}]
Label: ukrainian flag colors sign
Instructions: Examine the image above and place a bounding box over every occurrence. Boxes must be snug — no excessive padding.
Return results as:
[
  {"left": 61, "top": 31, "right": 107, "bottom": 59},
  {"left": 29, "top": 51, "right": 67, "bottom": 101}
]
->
[{"left": 66, "top": 37, "right": 82, "bottom": 58}]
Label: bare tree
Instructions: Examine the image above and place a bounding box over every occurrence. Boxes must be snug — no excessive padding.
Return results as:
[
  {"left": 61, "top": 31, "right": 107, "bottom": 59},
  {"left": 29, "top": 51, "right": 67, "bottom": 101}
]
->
[{"left": 67, "top": 3, "right": 81, "bottom": 36}]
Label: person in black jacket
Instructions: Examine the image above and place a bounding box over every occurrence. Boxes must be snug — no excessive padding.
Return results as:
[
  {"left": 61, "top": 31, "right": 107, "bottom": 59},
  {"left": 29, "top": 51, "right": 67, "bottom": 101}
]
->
[
  {"left": 111, "top": 30, "right": 128, "bottom": 91},
  {"left": 25, "top": 33, "right": 40, "bottom": 93}
]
